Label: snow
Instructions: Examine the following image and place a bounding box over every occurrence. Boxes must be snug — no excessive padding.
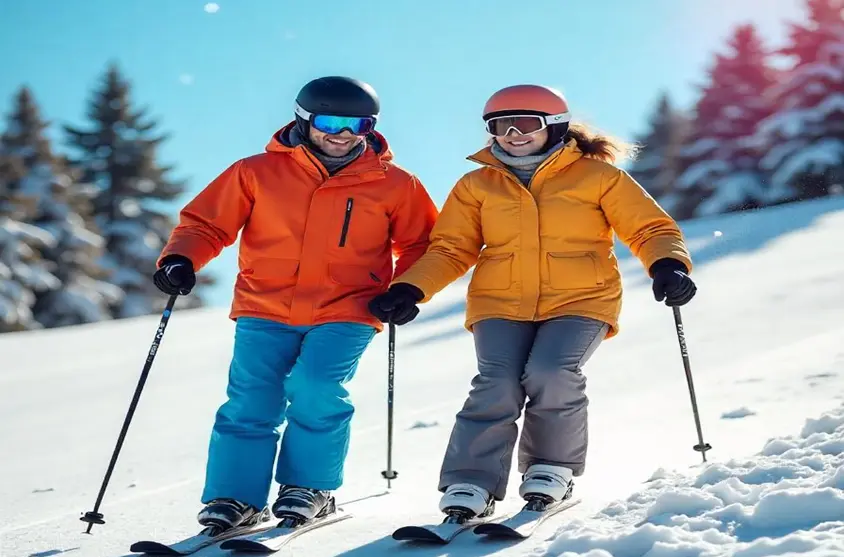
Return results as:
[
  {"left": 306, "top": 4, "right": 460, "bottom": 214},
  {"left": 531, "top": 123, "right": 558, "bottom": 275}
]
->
[
  {"left": 632, "top": 153, "right": 663, "bottom": 173},
  {"left": 677, "top": 160, "right": 730, "bottom": 190},
  {"left": 760, "top": 140, "right": 807, "bottom": 173},
  {"left": 544, "top": 407, "right": 844, "bottom": 556},
  {"left": 755, "top": 94, "right": 844, "bottom": 142},
  {"left": 1, "top": 217, "right": 57, "bottom": 249},
  {"left": 765, "top": 64, "right": 843, "bottom": 103},
  {"left": 0, "top": 217, "right": 59, "bottom": 329},
  {"left": 1, "top": 175, "right": 119, "bottom": 328},
  {"left": 656, "top": 191, "right": 683, "bottom": 214},
  {"left": 771, "top": 138, "right": 844, "bottom": 191},
  {"left": 671, "top": 22, "right": 843, "bottom": 220},
  {"left": 723, "top": 106, "right": 746, "bottom": 120},
  {"left": 680, "top": 138, "right": 719, "bottom": 159},
  {"left": 694, "top": 172, "right": 764, "bottom": 216},
  {"left": 0, "top": 276, "right": 35, "bottom": 326},
  {"left": 35, "top": 275, "right": 123, "bottom": 327},
  {"left": 2, "top": 197, "right": 844, "bottom": 556},
  {"left": 722, "top": 407, "right": 757, "bottom": 420}
]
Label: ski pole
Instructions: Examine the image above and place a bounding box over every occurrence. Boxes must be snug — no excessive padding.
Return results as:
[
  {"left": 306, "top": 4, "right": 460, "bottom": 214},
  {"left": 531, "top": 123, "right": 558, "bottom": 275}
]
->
[
  {"left": 80, "top": 294, "right": 179, "bottom": 532},
  {"left": 381, "top": 322, "right": 398, "bottom": 487},
  {"left": 672, "top": 306, "right": 712, "bottom": 463}
]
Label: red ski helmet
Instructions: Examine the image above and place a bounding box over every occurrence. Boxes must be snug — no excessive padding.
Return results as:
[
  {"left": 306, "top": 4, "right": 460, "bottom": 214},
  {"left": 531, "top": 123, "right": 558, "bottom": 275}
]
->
[{"left": 483, "top": 84, "right": 570, "bottom": 120}]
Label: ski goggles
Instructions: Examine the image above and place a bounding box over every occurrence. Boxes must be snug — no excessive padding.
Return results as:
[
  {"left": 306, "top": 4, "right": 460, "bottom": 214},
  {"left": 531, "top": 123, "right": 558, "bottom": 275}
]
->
[
  {"left": 484, "top": 111, "right": 571, "bottom": 136},
  {"left": 294, "top": 102, "right": 377, "bottom": 136}
]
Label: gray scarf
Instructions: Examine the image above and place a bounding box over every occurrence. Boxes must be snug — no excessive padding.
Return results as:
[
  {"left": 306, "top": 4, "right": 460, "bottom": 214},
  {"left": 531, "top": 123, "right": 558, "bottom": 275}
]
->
[
  {"left": 490, "top": 140, "right": 565, "bottom": 187},
  {"left": 287, "top": 125, "right": 366, "bottom": 175}
]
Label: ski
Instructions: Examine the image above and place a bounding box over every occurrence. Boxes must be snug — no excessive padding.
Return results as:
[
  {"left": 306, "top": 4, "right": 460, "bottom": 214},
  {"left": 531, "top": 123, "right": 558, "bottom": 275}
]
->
[
  {"left": 219, "top": 508, "right": 351, "bottom": 553},
  {"left": 129, "top": 508, "right": 274, "bottom": 555},
  {"left": 473, "top": 496, "right": 581, "bottom": 539},
  {"left": 392, "top": 513, "right": 497, "bottom": 544}
]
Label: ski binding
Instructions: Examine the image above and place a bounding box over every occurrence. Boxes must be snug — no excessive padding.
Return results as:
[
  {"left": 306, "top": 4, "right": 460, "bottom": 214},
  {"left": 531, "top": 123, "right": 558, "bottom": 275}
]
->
[
  {"left": 473, "top": 495, "right": 581, "bottom": 539},
  {"left": 219, "top": 507, "right": 351, "bottom": 553},
  {"left": 129, "top": 507, "right": 274, "bottom": 555},
  {"left": 392, "top": 508, "right": 496, "bottom": 544}
]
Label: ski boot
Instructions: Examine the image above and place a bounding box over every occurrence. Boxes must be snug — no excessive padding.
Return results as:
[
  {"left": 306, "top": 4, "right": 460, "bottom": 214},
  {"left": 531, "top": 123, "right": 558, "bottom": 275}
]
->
[
  {"left": 272, "top": 485, "right": 335, "bottom": 527},
  {"left": 518, "top": 464, "right": 574, "bottom": 511},
  {"left": 197, "top": 498, "right": 265, "bottom": 534},
  {"left": 438, "top": 483, "right": 495, "bottom": 524}
]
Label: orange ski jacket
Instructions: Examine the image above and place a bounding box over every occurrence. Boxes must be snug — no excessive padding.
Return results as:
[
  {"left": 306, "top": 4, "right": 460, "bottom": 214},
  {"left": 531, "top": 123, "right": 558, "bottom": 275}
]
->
[{"left": 159, "top": 124, "right": 439, "bottom": 331}]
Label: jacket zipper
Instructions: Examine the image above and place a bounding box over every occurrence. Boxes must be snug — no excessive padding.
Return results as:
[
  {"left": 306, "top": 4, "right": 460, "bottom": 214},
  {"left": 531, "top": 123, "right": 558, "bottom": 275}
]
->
[{"left": 338, "top": 198, "right": 354, "bottom": 247}]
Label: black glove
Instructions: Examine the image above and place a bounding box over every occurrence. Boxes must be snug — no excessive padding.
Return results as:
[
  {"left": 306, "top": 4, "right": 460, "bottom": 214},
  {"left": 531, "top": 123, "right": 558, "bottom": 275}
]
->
[
  {"left": 368, "top": 283, "right": 424, "bottom": 325},
  {"left": 153, "top": 254, "right": 196, "bottom": 295},
  {"left": 650, "top": 258, "right": 696, "bottom": 306}
]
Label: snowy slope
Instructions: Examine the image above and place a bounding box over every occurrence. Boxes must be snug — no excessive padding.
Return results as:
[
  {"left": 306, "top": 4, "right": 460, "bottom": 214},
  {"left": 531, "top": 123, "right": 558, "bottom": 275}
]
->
[{"left": 2, "top": 196, "right": 844, "bottom": 557}]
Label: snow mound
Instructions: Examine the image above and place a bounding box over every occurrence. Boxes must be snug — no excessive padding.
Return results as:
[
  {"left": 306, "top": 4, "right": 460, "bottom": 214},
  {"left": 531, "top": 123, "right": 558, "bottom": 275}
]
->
[{"left": 545, "top": 405, "right": 844, "bottom": 556}]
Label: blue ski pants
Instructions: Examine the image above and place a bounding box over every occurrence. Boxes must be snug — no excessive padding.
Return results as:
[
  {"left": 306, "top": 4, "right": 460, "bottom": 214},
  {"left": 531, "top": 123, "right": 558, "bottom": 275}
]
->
[{"left": 201, "top": 317, "right": 376, "bottom": 510}]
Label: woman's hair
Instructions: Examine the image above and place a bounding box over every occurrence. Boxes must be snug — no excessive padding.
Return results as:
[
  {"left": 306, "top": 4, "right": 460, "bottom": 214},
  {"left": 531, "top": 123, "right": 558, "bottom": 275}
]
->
[{"left": 566, "top": 121, "right": 638, "bottom": 164}]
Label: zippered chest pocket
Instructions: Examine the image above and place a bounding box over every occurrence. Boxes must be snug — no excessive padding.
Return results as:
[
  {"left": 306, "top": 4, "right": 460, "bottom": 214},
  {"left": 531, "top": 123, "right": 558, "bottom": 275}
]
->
[
  {"left": 338, "top": 197, "right": 354, "bottom": 247},
  {"left": 334, "top": 195, "right": 390, "bottom": 251}
]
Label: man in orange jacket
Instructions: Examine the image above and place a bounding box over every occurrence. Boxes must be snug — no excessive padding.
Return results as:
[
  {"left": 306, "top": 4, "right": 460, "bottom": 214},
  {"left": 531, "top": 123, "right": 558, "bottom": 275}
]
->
[{"left": 152, "top": 76, "right": 438, "bottom": 533}]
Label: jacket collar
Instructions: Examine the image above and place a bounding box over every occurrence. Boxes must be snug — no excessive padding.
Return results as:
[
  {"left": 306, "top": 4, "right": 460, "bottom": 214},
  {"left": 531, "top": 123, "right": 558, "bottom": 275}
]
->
[{"left": 467, "top": 138, "right": 584, "bottom": 178}]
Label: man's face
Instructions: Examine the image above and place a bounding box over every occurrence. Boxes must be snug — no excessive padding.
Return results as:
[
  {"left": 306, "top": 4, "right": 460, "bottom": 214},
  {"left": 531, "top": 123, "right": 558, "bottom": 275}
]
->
[{"left": 309, "top": 127, "right": 363, "bottom": 157}]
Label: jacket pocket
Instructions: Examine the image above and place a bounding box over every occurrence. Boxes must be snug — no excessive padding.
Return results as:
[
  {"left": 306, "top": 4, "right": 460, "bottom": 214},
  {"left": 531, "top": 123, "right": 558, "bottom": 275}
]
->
[
  {"left": 329, "top": 263, "right": 380, "bottom": 286},
  {"left": 470, "top": 253, "right": 513, "bottom": 291},
  {"left": 338, "top": 198, "right": 354, "bottom": 247},
  {"left": 239, "top": 258, "right": 299, "bottom": 292},
  {"left": 546, "top": 252, "right": 604, "bottom": 290}
]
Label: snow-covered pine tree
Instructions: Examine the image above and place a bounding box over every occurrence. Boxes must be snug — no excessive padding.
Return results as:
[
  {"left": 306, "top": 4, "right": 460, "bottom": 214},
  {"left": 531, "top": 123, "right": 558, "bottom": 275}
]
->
[
  {"left": 0, "top": 152, "right": 46, "bottom": 332},
  {"left": 627, "top": 92, "right": 691, "bottom": 217},
  {"left": 674, "top": 24, "right": 778, "bottom": 219},
  {"left": 64, "top": 64, "right": 210, "bottom": 317},
  {"left": 1, "top": 87, "right": 121, "bottom": 329},
  {"left": 752, "top": 0, "right": 844, "bottom": 201},
  {"left": 0, "top": 88, "right": 68, "bottom": 332}
]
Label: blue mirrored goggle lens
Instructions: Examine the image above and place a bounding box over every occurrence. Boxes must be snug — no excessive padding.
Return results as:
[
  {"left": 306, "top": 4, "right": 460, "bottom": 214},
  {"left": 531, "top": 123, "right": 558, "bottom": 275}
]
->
[{"left": 312, "top": 114, "right": 375, "bottom": 135}]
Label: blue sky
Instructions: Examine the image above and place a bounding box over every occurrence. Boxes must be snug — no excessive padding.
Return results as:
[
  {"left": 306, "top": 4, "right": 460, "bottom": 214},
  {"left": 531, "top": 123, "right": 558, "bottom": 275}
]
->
[{"left": 0, "top": 0, "right": 804, "bottom": 307}]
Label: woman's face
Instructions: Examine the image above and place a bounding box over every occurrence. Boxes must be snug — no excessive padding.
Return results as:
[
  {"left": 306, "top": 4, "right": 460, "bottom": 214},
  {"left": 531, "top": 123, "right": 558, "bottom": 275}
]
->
[{"left": 494, "top": 127, "right": 549, "bottom": 157}]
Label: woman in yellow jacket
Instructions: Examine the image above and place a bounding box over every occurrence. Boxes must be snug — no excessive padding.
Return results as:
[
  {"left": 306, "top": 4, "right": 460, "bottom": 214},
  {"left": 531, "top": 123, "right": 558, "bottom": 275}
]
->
[{"left": 369, "top": 85, "right": 696, "bottom": 519}]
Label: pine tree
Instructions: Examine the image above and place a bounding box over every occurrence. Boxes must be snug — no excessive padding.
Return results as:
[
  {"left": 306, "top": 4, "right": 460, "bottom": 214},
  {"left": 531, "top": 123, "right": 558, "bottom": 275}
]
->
[
  {"left": 753, "top": 0, "right": 844, "bottom": 200},
  {"left": 781, "top": 0, "right": 843, "bottom": 64},
  {"left": 627, "top": 92, "right": 691, "bottom": 217},
  {"left": 1, "top": 89, "right": 60, "bottom": 332},
  {"left": 674, "top": 24, "right": 777, "bottom": 219},
  {"left": 64, "top": 64, "right": 209, "bottom": 317},
  {"left": 0, "top": 153, "right": 40, "bottom": 332},
  {"left": 0, "top": 87, "right": 119, "bottom": 330}
]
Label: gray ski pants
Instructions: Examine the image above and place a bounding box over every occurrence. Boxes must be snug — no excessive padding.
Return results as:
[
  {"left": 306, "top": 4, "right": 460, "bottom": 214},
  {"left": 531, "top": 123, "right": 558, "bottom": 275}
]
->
[{"left": 438, "top": 316, "right": 608, "bottom": 500}]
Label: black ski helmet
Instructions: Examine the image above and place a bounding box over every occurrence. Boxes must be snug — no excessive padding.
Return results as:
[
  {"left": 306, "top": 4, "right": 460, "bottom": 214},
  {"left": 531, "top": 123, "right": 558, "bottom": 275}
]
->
[{"left": 294, "top": 76, "right": 380, "bottom": 136}]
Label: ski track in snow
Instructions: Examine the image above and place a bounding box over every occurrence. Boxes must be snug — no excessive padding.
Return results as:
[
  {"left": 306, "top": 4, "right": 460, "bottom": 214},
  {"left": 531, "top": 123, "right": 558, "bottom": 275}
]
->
[{"left": 2, "top": 196, "right": 844, "bottom": 556}]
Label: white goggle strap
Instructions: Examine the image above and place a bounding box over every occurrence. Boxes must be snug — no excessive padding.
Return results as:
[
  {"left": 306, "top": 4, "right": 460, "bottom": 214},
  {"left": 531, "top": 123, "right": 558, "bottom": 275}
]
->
[
  {"left": 294, "top": 102, "right": 313, "bottom": 121},
  {"left": 544, "top": 111, "right": 572, "bottom": 125}
]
